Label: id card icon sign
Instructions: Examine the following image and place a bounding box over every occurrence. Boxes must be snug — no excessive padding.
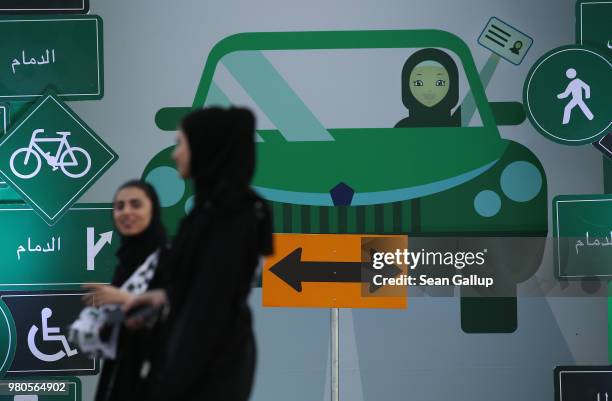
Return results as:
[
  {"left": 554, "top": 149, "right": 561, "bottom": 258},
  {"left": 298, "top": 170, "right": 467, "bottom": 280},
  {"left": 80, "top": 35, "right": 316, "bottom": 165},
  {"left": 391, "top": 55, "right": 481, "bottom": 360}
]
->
[
  {"left": 478, "top": 17, "right": 533, "bottom": 65},
  {"left": 0, "top": 90, "right": 117, "bottom": 225}
]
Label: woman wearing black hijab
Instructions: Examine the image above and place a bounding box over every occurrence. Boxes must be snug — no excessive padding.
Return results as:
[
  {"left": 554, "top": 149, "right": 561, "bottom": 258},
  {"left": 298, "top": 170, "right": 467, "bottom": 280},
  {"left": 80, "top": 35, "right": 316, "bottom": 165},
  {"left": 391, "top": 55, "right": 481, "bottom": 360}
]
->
[
  {"left": 125, "top": 107, "right": 273, "bottom": 401},
  {"left": 395, "top": 48, "right": 461, "bottom": 128},
  {"left": 74, "top": 180, "right": 167, "bottom": 401}
]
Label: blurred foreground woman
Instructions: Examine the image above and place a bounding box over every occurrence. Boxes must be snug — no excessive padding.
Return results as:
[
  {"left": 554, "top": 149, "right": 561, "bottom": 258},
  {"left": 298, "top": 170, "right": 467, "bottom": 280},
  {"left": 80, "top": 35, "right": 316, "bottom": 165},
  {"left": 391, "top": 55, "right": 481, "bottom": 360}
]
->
[{"left": 126, "top": 107, "right": 273, "bottom": 401}]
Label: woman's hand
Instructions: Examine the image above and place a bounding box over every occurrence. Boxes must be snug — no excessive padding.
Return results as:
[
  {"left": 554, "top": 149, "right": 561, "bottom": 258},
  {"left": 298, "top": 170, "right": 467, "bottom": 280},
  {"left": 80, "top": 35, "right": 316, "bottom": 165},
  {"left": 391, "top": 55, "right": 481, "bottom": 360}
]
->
[
  {"left": 122, "top": 289, "right": 168, "bottom": 330},
  {"left": 82, "top": 284, "right": 133, "bottom": 307}
]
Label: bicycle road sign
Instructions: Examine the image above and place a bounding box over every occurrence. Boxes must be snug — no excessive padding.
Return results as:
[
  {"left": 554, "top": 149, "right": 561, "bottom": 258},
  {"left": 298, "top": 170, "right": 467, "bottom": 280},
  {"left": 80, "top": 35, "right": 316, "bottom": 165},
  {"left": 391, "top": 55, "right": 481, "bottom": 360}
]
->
[{"left": 0, "top": 90, "right": 117, "bottom": 225}]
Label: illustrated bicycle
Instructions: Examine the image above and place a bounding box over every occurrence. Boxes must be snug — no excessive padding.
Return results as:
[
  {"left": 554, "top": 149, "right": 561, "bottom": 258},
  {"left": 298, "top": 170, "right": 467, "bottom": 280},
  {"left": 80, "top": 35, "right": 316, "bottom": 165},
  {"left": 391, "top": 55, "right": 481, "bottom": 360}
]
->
[{"left": 9, "top": 129, "right": 91, "bottom": 179}]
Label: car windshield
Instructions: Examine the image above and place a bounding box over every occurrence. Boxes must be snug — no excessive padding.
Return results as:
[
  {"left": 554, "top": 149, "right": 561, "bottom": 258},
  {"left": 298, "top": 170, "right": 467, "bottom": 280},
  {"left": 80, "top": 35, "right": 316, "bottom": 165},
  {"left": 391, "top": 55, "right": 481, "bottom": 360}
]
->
[{"left": 205, "top": 47, "right": 486, "bottom": 141}]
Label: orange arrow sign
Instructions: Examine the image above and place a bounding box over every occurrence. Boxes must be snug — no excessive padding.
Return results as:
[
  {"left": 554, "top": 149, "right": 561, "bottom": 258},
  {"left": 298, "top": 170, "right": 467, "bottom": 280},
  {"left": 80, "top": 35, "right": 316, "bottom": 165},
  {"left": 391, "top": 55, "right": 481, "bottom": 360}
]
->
[{"left": 263, "top": 234, "right": 408, "bottom": 308}]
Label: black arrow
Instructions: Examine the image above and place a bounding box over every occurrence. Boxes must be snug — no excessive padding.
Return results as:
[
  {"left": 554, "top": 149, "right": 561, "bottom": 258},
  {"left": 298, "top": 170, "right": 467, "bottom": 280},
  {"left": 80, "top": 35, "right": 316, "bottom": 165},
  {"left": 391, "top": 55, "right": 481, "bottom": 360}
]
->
[{"left": 269, "top": 248, "right": 402, "bottom": 293}]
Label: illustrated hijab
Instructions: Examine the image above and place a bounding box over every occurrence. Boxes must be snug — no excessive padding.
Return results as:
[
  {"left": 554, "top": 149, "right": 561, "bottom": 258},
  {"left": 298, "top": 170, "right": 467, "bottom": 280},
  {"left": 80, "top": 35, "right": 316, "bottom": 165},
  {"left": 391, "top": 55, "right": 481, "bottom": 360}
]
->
[
  {"left": 396, "top": 48, "right": 461, "bottom": 128},
  {"left": 112, "top": 180, "right": 166, "bottom": 286}
]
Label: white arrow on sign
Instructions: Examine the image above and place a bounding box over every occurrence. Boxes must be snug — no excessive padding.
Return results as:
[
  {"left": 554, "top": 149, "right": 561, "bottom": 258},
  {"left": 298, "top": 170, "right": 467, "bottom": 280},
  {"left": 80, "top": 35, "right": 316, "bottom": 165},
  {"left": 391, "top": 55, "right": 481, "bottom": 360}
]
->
[{"left": 86, "top": 227, "right": 113, "bottom": 271}]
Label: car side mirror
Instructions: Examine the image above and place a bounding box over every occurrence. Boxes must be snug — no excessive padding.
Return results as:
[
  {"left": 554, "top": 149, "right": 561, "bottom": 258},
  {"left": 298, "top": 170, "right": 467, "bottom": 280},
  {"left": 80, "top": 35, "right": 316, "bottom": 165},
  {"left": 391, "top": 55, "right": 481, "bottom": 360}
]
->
[
  {"left": 489, "top": 102, "right": 526, "bottom": 126},
  {"left": 155, "top": 107, "right": 193, "bottom": 131}
]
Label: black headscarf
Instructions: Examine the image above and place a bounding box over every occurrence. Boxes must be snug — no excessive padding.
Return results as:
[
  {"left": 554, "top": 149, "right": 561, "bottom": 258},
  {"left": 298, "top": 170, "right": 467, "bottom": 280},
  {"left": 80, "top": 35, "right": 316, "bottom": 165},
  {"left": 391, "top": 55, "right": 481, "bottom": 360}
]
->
[
  {"left": 112, "top": 180, "right": 167, "bottom": 286},
  {"left": 180, "top": 107, "right": 257, "bottom": 209},
  {"left": 395, "top": 48, "right": 461, "bottom": 128}
]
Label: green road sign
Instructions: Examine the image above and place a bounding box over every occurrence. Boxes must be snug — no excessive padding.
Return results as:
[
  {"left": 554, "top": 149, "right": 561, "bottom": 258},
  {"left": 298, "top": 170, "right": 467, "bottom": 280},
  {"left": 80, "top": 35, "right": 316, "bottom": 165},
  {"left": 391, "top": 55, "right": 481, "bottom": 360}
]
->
[
  {"left": 0, "top": 91, "right": 118, "bottom": 225},
  {"left": 524, "top": 45, "right": 612, "bottom": 145},
  {"left": 553, "top": 194, "right": 612, "bottom": 279},
  {"left": 0, "top": 204, "right": 117, "bottom": 289},
  {"left": 2, "top": 293, "right": 97, "bottom": 376},
  {"left": 0, "top": 0, "right": 89, "bottom": 14},
  {"left": 0, "top": 15, "right": 103, "bottom": 101},
  {"left": 0, "top": 378, "right": 81, "bottom": 400},
  {"left": 577, "top": 1, "right": 612, "bottom": 52}
]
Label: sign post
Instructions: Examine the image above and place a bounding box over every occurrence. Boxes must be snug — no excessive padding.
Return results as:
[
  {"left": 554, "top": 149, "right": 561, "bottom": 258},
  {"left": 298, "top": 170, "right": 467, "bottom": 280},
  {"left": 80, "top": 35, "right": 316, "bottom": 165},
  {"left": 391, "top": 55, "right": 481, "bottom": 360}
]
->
[{"left": 263, "top": 233, "right": 408, "bottom": 401}]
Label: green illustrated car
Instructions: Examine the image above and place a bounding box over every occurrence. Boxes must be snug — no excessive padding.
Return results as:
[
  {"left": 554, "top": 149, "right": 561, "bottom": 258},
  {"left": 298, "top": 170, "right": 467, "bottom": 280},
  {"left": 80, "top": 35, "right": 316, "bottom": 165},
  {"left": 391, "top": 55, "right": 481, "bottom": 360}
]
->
[{"left": 143, "top": 30, "right": 547, "bottom": 333}]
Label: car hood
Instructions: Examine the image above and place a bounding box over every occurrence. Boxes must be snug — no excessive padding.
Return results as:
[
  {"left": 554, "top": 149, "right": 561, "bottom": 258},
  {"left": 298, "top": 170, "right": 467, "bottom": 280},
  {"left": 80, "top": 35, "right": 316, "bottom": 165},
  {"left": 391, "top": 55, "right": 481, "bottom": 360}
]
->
[{"left": 253, "top": 126, "right": 508, "bottom": 205}]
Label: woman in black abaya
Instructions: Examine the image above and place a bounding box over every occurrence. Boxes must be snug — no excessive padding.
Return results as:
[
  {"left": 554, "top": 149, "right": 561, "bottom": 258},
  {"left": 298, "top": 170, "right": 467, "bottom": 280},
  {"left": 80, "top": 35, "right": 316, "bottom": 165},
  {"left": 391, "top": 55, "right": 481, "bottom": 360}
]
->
[
  {"left": 73, "top": 180, "right": 167, "bottom": 401},
  {"left": 125, "top": 107, "right": 273, "bottom": 401}
]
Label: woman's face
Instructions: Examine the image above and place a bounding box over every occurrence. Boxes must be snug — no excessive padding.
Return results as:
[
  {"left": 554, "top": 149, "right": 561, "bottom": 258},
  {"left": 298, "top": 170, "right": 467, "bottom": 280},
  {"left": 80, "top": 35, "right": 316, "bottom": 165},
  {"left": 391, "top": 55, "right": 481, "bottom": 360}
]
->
[
  {"left": 172, "top": 130, "right": 191, "bottom": 179},
  {"left": 113, "top": 187, "right": 153, "bottom": 237},
  {"left": 409, "top": 61, "right": 450, "bottom": 108}
]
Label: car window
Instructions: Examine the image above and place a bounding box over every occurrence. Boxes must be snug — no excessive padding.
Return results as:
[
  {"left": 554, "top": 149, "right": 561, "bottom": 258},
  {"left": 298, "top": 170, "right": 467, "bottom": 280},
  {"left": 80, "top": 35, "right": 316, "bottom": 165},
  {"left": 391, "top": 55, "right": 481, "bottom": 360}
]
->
[{"left": 205, "top": 47, "right": 484, "bottom": 140}]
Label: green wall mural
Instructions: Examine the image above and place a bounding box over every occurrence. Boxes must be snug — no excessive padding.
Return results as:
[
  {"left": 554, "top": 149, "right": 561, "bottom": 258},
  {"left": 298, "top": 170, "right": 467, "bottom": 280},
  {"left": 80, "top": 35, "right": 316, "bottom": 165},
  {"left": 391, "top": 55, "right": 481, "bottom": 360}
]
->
[{"left": 143, "top": 29, "right": 547, "bottom": 333}]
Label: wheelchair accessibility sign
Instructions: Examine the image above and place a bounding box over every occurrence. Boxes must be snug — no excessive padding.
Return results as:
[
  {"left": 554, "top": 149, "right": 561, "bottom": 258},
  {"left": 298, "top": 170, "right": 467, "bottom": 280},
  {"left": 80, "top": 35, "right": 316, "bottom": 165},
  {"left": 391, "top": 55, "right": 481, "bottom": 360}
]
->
[
  {"left": 1, "top": 293, "right": 98, "bottom": 376},
  {"left": 0, "top": 89, "right": 117, "bottom": 225},
  {"left": 27, "top": 308, "right": 78, "bottom": 363}
]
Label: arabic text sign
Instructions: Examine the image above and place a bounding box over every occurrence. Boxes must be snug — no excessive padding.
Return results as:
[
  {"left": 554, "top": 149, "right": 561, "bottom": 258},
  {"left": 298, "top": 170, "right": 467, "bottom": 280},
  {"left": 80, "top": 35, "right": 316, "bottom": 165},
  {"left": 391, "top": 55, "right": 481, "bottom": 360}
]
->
[
  {"left": 0, "top": 204, "right": 117, "bottom": 288},
  {"left": 0, "top": 15, "right": 103, "bottom": 101},
  {"left": 263, "top": 234, "right": 407, "bottom": 308},
  {"left": 0, "top": 378, "right": 81, "bottom": 400},
  {"left": 553, "top": 195, "right": 612, "bottom": 279},
  {"left": 1, "top": 293, "right": 97, "bottom": 376},
  {"left": 478, "top": 17, "right": 533, "bottom": 65},
  {"left": 0, "top": 0, "right": 88, "bottom": 14},
  {"left": 0, "top": 91, "right": 118, "bottom": 225},
  {"left": 577, "top": 1, "right": 612, "bottom": 52}
]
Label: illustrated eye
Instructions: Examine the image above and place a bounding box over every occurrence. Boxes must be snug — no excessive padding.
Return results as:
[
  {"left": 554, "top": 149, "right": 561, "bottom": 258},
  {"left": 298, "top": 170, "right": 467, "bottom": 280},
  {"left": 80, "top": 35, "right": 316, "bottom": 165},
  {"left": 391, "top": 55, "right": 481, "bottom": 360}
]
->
[
  {"left": 412, "top": 80, "right": 424, "bottom": 87},
  {"left": 435, "top": 80, "right": 446, "bottom": 87}
]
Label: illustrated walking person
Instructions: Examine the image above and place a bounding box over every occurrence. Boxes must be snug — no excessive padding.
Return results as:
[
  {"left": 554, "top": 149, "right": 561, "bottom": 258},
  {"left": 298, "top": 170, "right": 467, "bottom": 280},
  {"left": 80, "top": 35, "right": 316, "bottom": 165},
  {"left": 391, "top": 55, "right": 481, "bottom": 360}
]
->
[{"left": 557, "top": 67, "right": 594, "bottom": 125}]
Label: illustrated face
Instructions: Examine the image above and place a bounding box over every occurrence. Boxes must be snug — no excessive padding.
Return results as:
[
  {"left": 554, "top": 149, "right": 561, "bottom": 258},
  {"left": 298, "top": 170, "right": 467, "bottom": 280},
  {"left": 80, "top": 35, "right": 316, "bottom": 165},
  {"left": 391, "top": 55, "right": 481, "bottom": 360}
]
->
[
  {"left": 113, "top": 187, "right": 153, "bottom": 237},
  {"left": 172, "top": 130, "right": 191, "bottom": 178},
  {"left": 409, "top": 61, "right": 450, "bottom": 108}
]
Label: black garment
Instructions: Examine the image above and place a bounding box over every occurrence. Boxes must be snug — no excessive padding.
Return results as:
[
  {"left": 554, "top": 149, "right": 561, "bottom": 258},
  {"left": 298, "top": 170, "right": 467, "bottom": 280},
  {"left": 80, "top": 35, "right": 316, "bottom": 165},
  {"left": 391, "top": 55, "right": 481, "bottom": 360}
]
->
[
  {"left": 95, "top": 181, "right": 167, "bottom": 401},
  {"left": 142, "top": 107, "right": 273, "bottom": 401},
  {"left": 395, "top": 48, "right": 461, "bottom": 128}
]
